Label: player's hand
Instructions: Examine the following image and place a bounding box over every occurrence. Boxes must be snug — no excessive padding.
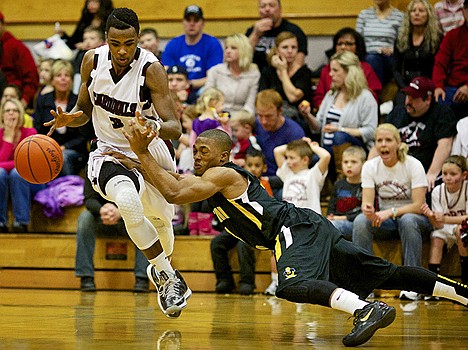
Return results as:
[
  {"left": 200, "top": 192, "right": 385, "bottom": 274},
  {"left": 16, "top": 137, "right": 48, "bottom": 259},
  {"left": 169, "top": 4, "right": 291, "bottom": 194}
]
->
[
  {"left": 123, "top": 119, "right": 156, "bottom": 156},
  {"left": 45, "top": 106, "right": 83, "bottom": 136},
  {"left": 104, "top": 151, "right": 144, "bottom": 173},
  {"left": 135, "top": 111, "right": 161, "bottom": 138}
]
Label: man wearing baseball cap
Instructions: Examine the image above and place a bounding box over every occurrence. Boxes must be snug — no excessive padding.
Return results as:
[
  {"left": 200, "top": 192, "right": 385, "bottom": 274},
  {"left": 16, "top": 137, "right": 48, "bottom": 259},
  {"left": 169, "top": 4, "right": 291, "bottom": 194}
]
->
[
  {"left": 162, "top": 5, "right": 223, "bottom": 93},
  {"left": 0, "top": 11, "right": 39, "bottom": 107},
  {"left": 386, "top": 76, "right": 458, "bottom": 190},
  {"left": 432, "top": 0, "right": 468, "bottom": 119}
]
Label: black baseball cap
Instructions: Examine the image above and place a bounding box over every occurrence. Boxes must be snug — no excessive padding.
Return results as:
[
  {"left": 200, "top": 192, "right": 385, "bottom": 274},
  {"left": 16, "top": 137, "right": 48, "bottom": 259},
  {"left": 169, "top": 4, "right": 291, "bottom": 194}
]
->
[
  {"left": 184, "top": 5, "right": 204, "bottom": 20},
  {"left": 167, "top": 65, "right": 188, "bottom": 77}
]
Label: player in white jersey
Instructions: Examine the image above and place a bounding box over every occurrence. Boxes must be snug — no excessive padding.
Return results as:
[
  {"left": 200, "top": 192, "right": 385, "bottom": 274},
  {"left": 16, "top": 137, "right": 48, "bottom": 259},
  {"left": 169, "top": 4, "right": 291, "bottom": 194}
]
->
[{"left": 45, "top": 8, "right": 191, "bottom": 318}]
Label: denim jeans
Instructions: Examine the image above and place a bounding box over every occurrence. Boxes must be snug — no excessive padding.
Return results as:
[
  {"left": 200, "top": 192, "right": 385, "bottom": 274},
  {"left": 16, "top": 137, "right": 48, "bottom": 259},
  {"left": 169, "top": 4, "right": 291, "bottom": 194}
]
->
[
  {"left": 0, "top": 168, "right": 45, "bottom": 225},
  {"left": 352, "top": 212, "right": 432, "bottom": 267},
  {"left": 331, "top": 219, "right": 353, "bottom": 241},
  {"left": 75, "top": 210, "right": 148, "bottom": 278},
  {"left": 61, "top": 149, "right": 86, "bottom": 176},
  {"left": 365, "top": 53, "right": 394, "bottom": 86},
  {"left": 437, "top": 85, "right": 468, "bottom": 120},
  {"left": 210, "top": 229, "right": 256, "bottom": 286}
]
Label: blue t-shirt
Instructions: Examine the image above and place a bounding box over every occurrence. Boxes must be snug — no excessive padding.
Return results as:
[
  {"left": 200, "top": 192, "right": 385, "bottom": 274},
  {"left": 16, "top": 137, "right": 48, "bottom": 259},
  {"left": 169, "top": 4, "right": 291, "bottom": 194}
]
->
[
  {"left": 162, "top": 34, "right": 223, "bottom": 80},
  {"left": 255, "top": 117, "right": 305, "bottom": 176}
]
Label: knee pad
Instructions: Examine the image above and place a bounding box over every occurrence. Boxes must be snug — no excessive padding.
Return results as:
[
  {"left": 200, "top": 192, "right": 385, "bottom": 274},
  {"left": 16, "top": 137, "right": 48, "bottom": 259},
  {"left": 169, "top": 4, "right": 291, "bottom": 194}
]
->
[{"left": 105, "top": 176, "right": 144, "bottom": 227}]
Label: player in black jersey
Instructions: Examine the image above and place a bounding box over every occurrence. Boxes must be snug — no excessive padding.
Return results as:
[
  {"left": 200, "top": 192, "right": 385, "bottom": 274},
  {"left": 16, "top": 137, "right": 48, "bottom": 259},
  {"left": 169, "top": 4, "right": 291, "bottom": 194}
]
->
[{"left": 114, "top": 123, "right": 468, "bottom": 347}]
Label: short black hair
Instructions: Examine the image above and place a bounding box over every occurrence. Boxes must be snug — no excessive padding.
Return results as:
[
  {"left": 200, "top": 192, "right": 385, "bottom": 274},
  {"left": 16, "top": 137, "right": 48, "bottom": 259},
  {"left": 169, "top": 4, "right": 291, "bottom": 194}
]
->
[
  {"left": 140, "top": 28, "right": 159, "bottom": 38},
  {"left": 246, "top": 149, "right": 266, "bottom": 164},
  {"left": 331, "top": 27, "right": 367, "bottom": 61},
  {"left": 105, "top": 8, "right": 139, "bottom": 34},
  {"left": 198, "top": 129, "right": 232, "bottom": 152}
]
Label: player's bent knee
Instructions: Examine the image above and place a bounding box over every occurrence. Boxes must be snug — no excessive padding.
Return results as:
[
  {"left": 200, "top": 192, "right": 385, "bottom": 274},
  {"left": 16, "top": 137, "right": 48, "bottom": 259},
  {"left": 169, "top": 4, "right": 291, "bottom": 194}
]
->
[{"left": 114, "top": 188, "right": 145, "bottom": 226}]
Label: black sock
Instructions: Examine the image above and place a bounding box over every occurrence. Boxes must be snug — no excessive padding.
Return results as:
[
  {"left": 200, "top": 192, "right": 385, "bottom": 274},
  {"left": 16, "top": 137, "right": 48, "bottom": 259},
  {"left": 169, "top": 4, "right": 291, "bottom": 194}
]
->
[
  {"left": 460, "top": 256, "right": 468, "bottom": 285},
  {"left": 428, "top": 264, "right": 441, "bottom": 274}
]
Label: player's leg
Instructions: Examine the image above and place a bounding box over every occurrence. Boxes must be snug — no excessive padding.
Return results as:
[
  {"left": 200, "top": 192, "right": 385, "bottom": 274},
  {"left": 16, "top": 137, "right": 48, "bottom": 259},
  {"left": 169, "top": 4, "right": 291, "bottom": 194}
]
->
[
  {"left": 99, "top": 162, "right": 189, "bottom": 316},
  {"left": 378, "top": 265, "right": 468, "bottom": 306}
]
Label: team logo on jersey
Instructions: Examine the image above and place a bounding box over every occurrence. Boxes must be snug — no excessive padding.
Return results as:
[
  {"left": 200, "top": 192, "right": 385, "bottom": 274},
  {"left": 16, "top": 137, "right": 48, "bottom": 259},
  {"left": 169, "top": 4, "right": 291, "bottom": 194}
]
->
[{"left": 283, "top": 267, "right": 297, "bottom": 280}]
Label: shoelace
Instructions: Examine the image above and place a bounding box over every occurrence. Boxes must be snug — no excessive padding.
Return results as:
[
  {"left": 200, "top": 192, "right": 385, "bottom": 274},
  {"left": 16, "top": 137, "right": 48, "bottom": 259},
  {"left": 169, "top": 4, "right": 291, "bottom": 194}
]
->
[{"left": 161, "top": 277, "right": 182, "bottom": 300}]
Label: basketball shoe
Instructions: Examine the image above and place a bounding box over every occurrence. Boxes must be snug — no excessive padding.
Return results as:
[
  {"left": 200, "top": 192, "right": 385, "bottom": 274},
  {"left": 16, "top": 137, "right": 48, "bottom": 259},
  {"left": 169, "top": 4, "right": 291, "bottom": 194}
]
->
[
  {"left": 147, "top": 265, "right": 192, "bottom": 318},
  {"left": 342, "top": 301, "right": 396, "bottom": 347}
]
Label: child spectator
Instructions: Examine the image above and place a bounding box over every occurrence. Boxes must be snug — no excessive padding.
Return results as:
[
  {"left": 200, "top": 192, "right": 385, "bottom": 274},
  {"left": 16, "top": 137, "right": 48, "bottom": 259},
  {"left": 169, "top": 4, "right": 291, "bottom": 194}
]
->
[
  {"left": 210, "top": 149, "right": 268, "bottom": 295},
  {"left": 274, "top": 138, "right": 331, "bottom": 213},
  {"left": 230, "top": 109, "right": 261, "bottom": 168},
  {"left": 434, "top": 0, "right": 465, "bottom": 35},
  {"left": 139, "top": 28, "right": 162, "bottom": 60},
  {"left": 176, "top": 105, "right": 199, "bottom": 175},
  {"left": 190, "top": 87, "right": 231, "bottom": 147},
  {"left": 327, "top": 146, "right": 366, "bottom": 240},
  {"left": 421, "top": 155, "right": 468, "bottom": 287},
  {"left": 0, "top": 98, "right": 45, "bottom": 232},
  {"left": 37, "top": 59, "right": 54, "bottom": 96}
]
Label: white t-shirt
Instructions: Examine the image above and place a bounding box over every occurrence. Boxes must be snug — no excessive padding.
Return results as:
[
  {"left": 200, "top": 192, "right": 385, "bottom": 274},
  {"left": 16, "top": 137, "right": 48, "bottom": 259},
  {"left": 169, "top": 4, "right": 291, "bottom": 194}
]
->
[
  {"left": 361, "top": 155, "right": 427, "bottom": 210},
  {"left": 277, "top": 162, "right": 327, "bottom": 213}
]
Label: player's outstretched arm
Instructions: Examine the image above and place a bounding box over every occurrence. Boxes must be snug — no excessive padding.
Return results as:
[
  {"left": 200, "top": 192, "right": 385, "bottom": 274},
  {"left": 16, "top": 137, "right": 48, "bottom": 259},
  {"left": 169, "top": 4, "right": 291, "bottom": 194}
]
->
[
  {"left": 45, "top": 50, "right": 94, "bottom": 135},
  {"left": 122, "top": 120, "right": 239, "bottom": 205}
]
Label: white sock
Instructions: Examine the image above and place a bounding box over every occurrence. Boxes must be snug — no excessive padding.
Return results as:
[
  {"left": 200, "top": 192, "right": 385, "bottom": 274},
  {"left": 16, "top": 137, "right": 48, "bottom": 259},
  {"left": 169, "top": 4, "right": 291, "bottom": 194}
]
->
[
  {"left": 330, "top": 288, "right": 369, "bottom": 315},
  {"left": 271, "top": 272, "right": 278, "bottom": 284},
  {"left": 149, "top": 254, "right": 175, "bottom": 275},
  {"left": 433, "top": 281, "right": 468, "bottom": 305}
]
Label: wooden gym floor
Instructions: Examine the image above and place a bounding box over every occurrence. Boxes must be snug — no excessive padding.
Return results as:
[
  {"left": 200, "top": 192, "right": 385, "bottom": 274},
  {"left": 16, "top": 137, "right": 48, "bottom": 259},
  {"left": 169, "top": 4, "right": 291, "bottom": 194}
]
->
[{"left": 0, "top": 288, "right": 467, "bottom": 349}]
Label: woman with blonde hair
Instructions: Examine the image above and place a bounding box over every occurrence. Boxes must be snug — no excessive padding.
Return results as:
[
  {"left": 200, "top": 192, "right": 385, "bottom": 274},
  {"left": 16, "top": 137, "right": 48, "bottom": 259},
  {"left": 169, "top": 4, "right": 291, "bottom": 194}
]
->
[
  {"left": 259, "top": 31, "right": 312, "bottom": 132},
  {"left": 393, "top": 0, "right": 442, "bottom": 105},
  {"left": 301, "top": 50, "right": 378, "bottom": 179},
  {"left": 34, "top": 60, "right": 88, "bottom": 175},
  {"left": 0, "top": 98, "right": 44, "bottom": 233},
  {"left": 353, "top": 123, "right": 433, "bottom": 301},
  {"left": 205, "top": 33, "right": 260, "bottom": 114}
]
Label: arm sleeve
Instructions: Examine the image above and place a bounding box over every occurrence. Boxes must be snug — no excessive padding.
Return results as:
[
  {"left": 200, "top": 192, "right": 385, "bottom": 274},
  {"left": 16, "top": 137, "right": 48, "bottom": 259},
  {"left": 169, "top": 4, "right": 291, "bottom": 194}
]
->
[
  {"left": 432, "top": 32, "right": 452, "bottom": 88},
  {"left": 392, "top": 45, "right": 406, "bottom": 89}
]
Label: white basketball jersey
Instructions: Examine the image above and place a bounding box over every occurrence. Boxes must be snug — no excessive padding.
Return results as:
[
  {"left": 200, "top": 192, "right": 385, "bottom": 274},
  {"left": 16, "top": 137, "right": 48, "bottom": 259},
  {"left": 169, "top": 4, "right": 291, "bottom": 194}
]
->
[{"left": 88, "top": 45, "right": 162, "bottom": 153}]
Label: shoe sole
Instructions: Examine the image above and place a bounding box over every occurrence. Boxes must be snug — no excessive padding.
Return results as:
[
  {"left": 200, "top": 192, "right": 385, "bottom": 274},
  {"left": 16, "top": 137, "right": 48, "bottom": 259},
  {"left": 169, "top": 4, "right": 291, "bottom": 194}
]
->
[
  {"left": 343, "top": 307, "right": 396, "bottom": 347},
  {"left": 147, "top": 265, "right": 192, "bottom": 318}
]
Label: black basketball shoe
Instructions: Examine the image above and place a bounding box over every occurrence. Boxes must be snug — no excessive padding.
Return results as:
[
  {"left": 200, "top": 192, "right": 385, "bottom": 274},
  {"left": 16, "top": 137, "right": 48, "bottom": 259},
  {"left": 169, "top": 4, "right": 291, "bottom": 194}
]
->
[
  {"left": 342, "top": 301, "right": 396, "bottom": 347},
  {"left": 147, "top": 265, "right": 192, "bottom": 318}
]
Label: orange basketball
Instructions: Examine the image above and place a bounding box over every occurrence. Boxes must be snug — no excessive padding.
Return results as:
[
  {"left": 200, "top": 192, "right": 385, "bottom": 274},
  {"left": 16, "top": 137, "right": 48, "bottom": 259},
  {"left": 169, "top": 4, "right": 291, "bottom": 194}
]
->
[{"left": 14, "top": 135, "right": 63, "bottom": 184}]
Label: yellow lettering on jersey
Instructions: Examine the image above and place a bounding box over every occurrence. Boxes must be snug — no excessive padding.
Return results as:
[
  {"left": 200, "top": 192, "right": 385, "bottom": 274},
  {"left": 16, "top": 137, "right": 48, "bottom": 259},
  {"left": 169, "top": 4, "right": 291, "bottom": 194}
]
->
[
  {"left": 228, "top": 199, "right": 262, "bottom": 230},
  {"left": 275, "top": 235, "right": 282, "bottom": 261},
  {"left": 213, "top": 207, "right": 229, "bottom": 223}
]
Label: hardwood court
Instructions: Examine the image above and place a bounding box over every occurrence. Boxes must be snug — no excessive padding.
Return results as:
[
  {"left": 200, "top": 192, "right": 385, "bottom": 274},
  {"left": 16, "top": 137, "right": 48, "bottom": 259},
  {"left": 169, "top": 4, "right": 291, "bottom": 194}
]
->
[{"left": 0, "top": 288, "right": 466, "bottom": 349}]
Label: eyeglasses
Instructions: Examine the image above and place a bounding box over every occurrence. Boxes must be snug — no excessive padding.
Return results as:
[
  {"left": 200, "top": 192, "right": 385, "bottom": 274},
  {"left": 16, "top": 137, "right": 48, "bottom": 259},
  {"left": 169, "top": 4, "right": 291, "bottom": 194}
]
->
[
  {"left": 337, "top": 41, "right": 356, "bottom": 47},
  {"left": 3, "top": 109, "right": 20, "bottom": 113}
]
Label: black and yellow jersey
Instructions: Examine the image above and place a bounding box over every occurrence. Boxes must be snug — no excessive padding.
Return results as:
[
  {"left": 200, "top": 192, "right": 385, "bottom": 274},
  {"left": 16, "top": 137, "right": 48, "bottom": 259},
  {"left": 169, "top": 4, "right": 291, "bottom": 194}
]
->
[{"left": 208, "top": 162, "right": 315, "bottom": 250}]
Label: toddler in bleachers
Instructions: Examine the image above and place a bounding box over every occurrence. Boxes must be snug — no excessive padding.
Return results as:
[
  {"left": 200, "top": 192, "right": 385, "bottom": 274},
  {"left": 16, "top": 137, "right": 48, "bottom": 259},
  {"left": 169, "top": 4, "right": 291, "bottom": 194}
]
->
[
  {"left": 230, "top": 109, "right": 261, "bottom": 167},
  {"left": 327, "top": 146, "right": 366, "bottom": 240}
]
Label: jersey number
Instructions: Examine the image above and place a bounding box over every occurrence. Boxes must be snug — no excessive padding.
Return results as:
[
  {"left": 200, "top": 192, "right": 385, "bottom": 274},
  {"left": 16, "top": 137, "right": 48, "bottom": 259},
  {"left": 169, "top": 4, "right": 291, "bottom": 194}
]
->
[{"left": 109, "top": 116, "right": 125, "bottom": 129}]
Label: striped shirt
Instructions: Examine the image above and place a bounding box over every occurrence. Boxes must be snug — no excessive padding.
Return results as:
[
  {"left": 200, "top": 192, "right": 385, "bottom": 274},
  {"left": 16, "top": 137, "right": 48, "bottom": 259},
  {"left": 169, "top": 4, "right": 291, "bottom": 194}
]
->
[
  {"left": 356, "top": 7, "right": 404, "bottom": 54},
  {"left": 434, "top": 0, "right": 465, "bottom": 34},
  {"left": 323, "top": 106, "right": 342, "bottom": 146}
]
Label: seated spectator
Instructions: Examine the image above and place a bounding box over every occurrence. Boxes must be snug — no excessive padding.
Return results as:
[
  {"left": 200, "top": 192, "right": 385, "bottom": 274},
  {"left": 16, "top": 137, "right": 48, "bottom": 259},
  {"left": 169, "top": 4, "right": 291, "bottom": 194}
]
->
[
  {"left": 167, "top": 65, "right": 197, "bottom": 105},
  {"left": 356, "top": 0, "right": 404, "bottom": 86},
  {"left": 300, "top": 51, "right": 378, "bottom": 180},
  {"left": 205, "top": 33, "right": 260, "bottom": 115},
  {"left": 34, "top": 60, "right": 88, "bottom": 176},
  {"left": 421, "top": 155, "right": 468, "bottom": 287},
  {"left": 37, "top": 59, "right": 54, "bottom": 97},
  {"left": 254, "top": 89, "right": 305, "bottom": 199},
  {"left": 313, "top": 27, "right": 381, "bottom": 109},
  {"left": 139, "top": 28, "right": 162, "bottom": 60},
  {"left": 433, "top": 1, "right": 468, "bottom": 120},
  {"left": 176, "top": 105, "right": 198, "bottom": 174},
  {"left": 393, "top": 0, "right": 442, "bottom": 106},
  {"left": 259, "top": 31, "right": 312, "bottom": 132},
  {"left": 0, "top": 11, "right": 39, "bottom": 107},
  {"left": 162, "top": 5, "right": 223, "bottom": 92},
  {"left": 76, "top": 175, "right": 149, "bottom": 292},
  {"left": 327, "top": 146, "right": 366, "bottom": 240},
  {"left": 434, "top": 0, "right": 465, "bottom": 35},
  {"left": 230, "top": 109, "right": 260, "bottom": 168},
  {"left": 385, "top": 76, "right": 458, "bottom": 191},
  {"left": 353, "top": 123, "right": 432, "bottom": 301},
  {"left": 72, "top": 26, "right": 105, "bottom": 95},
  {"left": 1, "top": 84, "right": 34, "bottom": 127},
  {"left": 0, "top": 98, "right": 45, "bottom": 233},
  {"left": 190, "top": 88, "right": 230, "bottom": 147},
  {"left": 274, "top": 138, "right": 330, "bottom": 213},
  {"left": 59, "top": 0, "right": 114, "bottom": 50},
  {"left": 452, "top": 116, "right": 468, "bottom": 157}
]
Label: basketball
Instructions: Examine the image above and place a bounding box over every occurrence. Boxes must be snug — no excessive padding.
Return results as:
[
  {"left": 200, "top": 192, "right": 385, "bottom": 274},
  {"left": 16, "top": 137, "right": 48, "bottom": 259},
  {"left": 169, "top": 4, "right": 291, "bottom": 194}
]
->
[{"left": 14, "top": 135, "right": 63, "bottom": 184}]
